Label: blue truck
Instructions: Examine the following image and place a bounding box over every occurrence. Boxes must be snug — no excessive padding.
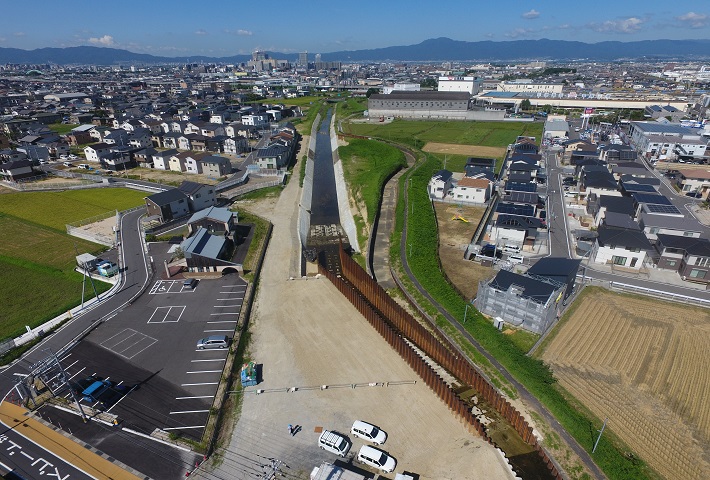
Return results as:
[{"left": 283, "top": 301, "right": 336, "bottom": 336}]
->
[{"left": 79, "top": 379, "right": 126, "bottom": 410}]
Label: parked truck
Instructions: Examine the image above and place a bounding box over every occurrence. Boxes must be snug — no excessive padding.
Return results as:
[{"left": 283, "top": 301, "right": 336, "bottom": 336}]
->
[{"left": 310, "top": 462, "right": 366, "bottom": 480}]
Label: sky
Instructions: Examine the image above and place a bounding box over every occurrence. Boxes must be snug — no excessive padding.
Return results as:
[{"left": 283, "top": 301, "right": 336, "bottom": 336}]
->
[{"left": 0, "top": 1, "right": 708, "bottom": 58}]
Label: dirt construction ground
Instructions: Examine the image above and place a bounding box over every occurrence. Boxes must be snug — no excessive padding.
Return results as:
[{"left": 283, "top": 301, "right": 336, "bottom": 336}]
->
[
  {"left": 423, "top": 142, "right": 507, "bottom": 158},
  {"left": 433, "top": 202, "right": 493, "bottom": 300},
  {"left": 198, "top": 159, "right": 515, "bottom": 479},
  {"left": 540, "top": 288, "right": 710, "bottom": 480}
]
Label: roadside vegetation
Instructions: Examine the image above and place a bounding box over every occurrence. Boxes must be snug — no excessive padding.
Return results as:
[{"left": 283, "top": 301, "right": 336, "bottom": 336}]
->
[
  {"left": 0, "top": 189, "right": 145, "bottom": 340},
  {"left": 48, "top": 123, "right": 79, "bottom": 135},
  {"left": 338, "top": 138, "right": 406, "bottom": 249}
]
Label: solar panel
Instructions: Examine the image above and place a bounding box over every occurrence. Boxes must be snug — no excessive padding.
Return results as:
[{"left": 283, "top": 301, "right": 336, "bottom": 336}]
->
[
  {"left": 497, "top": 203, "right": 535, "bottom": 216},
  {"left": 504, "top": 182, "right": 537, "bottom": 193},
  {"left": 632, "top": 192, "right": 673, "bottom": 205},
  {"left": 622, "top": 184, "right": 657, "bottom": 193},
  {"left": 645, "top": 203, "right": 682, "bottom": 214}
]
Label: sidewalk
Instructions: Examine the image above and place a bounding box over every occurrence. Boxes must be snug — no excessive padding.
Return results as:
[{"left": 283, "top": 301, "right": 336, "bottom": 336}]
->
[{"left": 0, "top": 402, "right": 140, "bottom": 479}]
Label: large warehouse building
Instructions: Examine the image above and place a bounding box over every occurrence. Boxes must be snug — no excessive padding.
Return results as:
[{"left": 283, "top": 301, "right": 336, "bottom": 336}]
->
[
  {"left": 368, "top": 91, "right": 504, "bottom": 120},
  {"left": 438, "top": 76, "right": 482, "bottom": 95}
]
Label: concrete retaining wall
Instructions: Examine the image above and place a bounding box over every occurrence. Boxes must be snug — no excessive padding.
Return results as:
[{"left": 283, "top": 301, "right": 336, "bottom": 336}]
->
[{"left": 330, "top": 113, "right": 360, "bottom": 253}]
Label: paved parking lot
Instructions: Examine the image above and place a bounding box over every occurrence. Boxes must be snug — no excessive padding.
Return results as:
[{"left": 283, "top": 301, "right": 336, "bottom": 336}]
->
[{"left": 38, "top": 272, "right": 247, "bottom": 477}]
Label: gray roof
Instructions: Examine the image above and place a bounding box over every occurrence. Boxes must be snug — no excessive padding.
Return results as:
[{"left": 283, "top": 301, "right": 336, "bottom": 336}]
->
[
  {"left": 202, "top": 155, "right": 230, "bottom": 165},
  {"left": 432, "top": 169, "right": 452, "bottom": 182},
  {"left": 656, "top": 234, "right": 710, "bottom": 257},
  {"left": 631, "top": 121, "right": 702, "bottom": 136},
  {"left": 597, "top": 225, "right": 652, "bottom": 250},
  {"left": 188, "top": 206, "right": 233, "bottom": 225},
  {"left": 181, "top": 227, "right": 227, "bottom": 260},
  {"left": 146, "top": 188, "right": 186, "bottom": 206},
  {"left": 603, "top": 212, "right": 639, "bottom": 230},
  {"left": 178, "top": 180, "right": 207, "bottom": 196},
  {"left": 638, "top": 212, "right": 700, "bottom": 231},
  {"left": 489, "top": 270, "right": 558, "bottom": 304}
]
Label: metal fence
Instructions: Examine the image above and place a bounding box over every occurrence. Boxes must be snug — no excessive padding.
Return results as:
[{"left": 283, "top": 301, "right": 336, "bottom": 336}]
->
[
  {"left": 324, "top": 244, "right": 563, "bottom": 480},
  {"left": 609, "top": 280, "right": 710, "bottom": 307}
]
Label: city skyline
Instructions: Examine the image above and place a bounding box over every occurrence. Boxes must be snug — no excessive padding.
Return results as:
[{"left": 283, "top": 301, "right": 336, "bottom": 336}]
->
[{"left": 0, "top": 1, "right": 708, "bottom": 58}]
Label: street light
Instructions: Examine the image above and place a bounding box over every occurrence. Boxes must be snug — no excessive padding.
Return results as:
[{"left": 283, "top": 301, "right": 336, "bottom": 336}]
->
[{"left": 464, "top": 302, "right": 470, "bottom": 323}]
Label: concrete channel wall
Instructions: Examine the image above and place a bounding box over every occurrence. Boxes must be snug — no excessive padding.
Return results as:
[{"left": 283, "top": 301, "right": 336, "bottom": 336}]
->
[
  {"left": 298, "top": 114, "right": 319, "bottom": 251},
  {"left": 330, "top": 112, "right": 360, "bottom": 253}
]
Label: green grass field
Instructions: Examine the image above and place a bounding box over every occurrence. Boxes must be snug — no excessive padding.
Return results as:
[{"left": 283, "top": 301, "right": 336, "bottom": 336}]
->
[
  {"left": 344, "top": 119, "right": 543, "bottom": 149},
  {"left": 48, "top": 123, "right": 79, "bottom": 135},
  {"left": 0, "top": 188, "right": 145, "bottom": 340},
  {"left": 0, "top": 189, "right": 147, "bottom": 231}
]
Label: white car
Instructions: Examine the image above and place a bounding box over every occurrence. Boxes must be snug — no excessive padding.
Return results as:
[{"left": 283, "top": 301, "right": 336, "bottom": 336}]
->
[
  {"left": 68, "top": 154, "right": 78, "bottom": 159},
  {"left": 357, "top": 445, "right": 396, "bottom": 473},
  {"left": 59, "top": 154, "right": 68, "bottom": 160},
  {"left": 351, "top": 420, "right": 387, "bottom": 445}
]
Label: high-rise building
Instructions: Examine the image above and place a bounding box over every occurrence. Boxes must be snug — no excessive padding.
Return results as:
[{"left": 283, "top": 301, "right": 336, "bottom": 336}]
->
[
  {"left": 252, "top": 50, "right": 268, "bottom": 62},
  {"left": 298, "top": 51, "right": 308, "bottom": 67},
  {"left": 315, "top": 53, "right": 321, "bottom": 63}
]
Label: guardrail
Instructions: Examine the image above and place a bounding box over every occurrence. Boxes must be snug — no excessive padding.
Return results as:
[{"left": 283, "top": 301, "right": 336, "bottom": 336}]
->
[{"left": 608, "top": 280, "right": 710, "bottom": 307}]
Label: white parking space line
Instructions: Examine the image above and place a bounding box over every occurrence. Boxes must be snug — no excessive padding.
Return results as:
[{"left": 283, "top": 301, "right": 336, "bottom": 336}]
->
[
  {"left": 206, "top": 321, "right": 237, "bottom": 324},
  {"left": 170, "top": 410, "right": 210, "bottom": 415},
  {"left": 213, "top": 305, "right": 240, "bottom": 308},
  {"left": 216, "top": 297, "right": 243, "bottom": 300},
  {"left": 176, "top": 395, "right": 214, "bottom": 400},
  {"left": 191, "top": 359, "right": 226, "bottom": 362},
  {"left": 148, "top": 305, "right": 186, "bottom": 324},
  {"left": 100, "top": 328, "right": 158, "bottom": 359},
  {"left": 163, "top": 425, "right": 205, "bottom": 430},
  {"left": 204, "top": 329, "right": 233, "bottom": 333},
  {"left": 181, "top": 382, "right": 219, "bottom": 386},
  {"left": 186, "top": 370, "right": 222, "bottom": 374},
  {"left": 210, "top": 312, "right": 239, "bottom": 316}
]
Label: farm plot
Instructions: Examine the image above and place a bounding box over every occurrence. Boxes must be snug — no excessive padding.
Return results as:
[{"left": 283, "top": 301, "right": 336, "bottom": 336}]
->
[
  {"left": 423, "top": 142, "right": 507, "bottom": 159},
  {"left": 540, "top": 289, "right": 710, "bottom": 480}
]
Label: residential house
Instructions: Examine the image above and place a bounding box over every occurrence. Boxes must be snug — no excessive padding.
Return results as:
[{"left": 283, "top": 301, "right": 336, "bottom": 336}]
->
[
  {"left": 428, "top": 169, "right": 453, "bottom": 199},
  {"left": 169, "top": 152, "right": 189, "bottom": 172},
  {"left": 255, "top": 145, "right": 289, "bottom": 169},
  {"left": 201, "top": 124, "right": 225, "bottom": 138},
  {"left": 84, "top": 143, "right": 113, "bottom": 162},
  {"left": 128, "top": 128, "right": 152, "bottom": 148},
  {"left": 490, "top": 214, "right": 544, "bottom": 248},
  {"left": 100, "top": 148, "right": 136, "bottom": 171},
  {"left": 186, "top": 206, "right": 236, "bottom": 236},
  {"left": 0, "top": 159, "right": 34, "bottom": 181},
  {"left": 446, "top": 177, "right": 492, "bottom": 204},
  {"left": 162, "top": 132, "right": 182, "bottom": 149},
  {"left": 144, "top": 189, "right": 190, "bottom": 223},
  {"left": 587, "top": 194, "right": 636, "bottom": 227},
  {"left": 180, "top": 227, "right": 239, "bottom": 273},
  {"left": 134, "top": 147, "right": 157, "bottom": 168},
  {"left": 178, "top": 181, "right": 216, "bottom": 211},
  {"left": 152, "top": 149, "right": 178, "bottom": 170},
  {"left": 202, "top": 155, "right": 233, "bottom": 177},
  {"left": 224, "top": 136, "right": 248, "bottom": 155},
  {"left": 638, "top": 212, "right": 703, "bottom": 241},
  {"left": 580, "top": 169, "right": 620, "bottom": 198},
  {"left": 464, "top": 157, "right": 496, "bottom": 176},
  {"left": 184, "top": 152, "right": 209, "bottom": 174},
  {"left": 592, "top": 224, "right": 652, "bottom": 270},
  {"left": 474, "top": 269, "right": 564, "bottom": 334},
  {"left": 655, "top": 234, "right": 710, "bottom": 283},
  {"left": 599, "top": 144, "right": 637, "bottom": 163},
  {"left": 17, "top": 145, "right": 50, "bottom": 163},
  {"left": 677, "top": 169, "right": 710, "bottom": 198}
]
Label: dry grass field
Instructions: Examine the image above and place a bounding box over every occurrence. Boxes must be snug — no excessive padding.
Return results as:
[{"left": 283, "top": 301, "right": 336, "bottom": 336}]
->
[
  {"left": 423, "top": 142, "right": 507, "bottom": 158},
  {"left": 540, "top": 288, "right": 710, "bottom": 480}
]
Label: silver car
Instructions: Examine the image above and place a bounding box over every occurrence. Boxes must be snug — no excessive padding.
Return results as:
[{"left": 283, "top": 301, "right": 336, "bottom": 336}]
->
[{"left": 196, "top": 335, "right": 229, "bottom": 350}]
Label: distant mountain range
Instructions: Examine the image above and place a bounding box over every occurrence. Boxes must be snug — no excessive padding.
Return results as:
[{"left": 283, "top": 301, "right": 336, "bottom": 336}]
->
[{"left": 1, "top": 38, "right": 710, "bottom": 65}]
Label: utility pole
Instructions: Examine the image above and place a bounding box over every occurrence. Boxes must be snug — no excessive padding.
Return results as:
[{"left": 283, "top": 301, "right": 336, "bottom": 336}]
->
[
  {"left": 464, "top": 303, "right": 470, "bottom": 323},
  {"left": 52, "top": 351, "right": 88, "bottom": 423},
  {"left": 592, "top": 418, "right": 608, "bottom": 453}
]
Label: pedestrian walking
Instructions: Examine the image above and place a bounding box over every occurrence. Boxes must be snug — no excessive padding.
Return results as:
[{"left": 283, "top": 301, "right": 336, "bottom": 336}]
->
[{"left": 288, "top": 424, "right": 293, "bottom": 436}]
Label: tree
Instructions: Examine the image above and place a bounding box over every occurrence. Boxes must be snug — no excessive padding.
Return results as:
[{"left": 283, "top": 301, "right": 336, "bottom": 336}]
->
[
  {"left": 420, "top": 78, "right": 438, "bottom": 89},
  {"left": 520, "top": 98, "right": 532, "bottom": 111},
  {"left": 366, "top": 88, "right": 379, "bottom": 98}
]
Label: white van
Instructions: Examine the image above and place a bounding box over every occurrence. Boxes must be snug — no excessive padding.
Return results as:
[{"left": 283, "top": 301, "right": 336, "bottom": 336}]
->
[
  {"left": 317, "top": 430, "right": 350, "bottom": 457},
  {"left": 77, "top": 163, "right": 91, "bottom": 170},
  {"left": 356, "top": 445, "right": 396, "bottom": 473},
  {"left": 508, "top": 254, "right": 524, "bottom": 265},
  {"left": 502, "top": 244, "right": 520, "bottom": 254}
]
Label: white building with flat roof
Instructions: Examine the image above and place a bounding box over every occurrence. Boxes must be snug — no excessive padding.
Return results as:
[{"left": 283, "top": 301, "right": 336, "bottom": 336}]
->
[{"left": 438, "top": 76, "right": 481, "bottom": 95}]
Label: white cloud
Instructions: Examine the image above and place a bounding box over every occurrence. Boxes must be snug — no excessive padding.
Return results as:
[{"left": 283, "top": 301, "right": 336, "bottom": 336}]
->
[
  {"left": 194, "top": 29, "right": 208, "bottom": 36},
  {"left": 676, "top": 12, "right": 709, "bottom": 28},
  {"left": 522, "top": 9, "right": 540, "bottom": 20},
  {"left": 590, "top": 17, "right": 644, "bottom": 34},
  {"left": 224, "top": 29, "right": 253, "bottom": 36},
  {"left": 88, "top": 35, "right": 115, "bottom": 46},
  {"left": 14, "top": 32, "right": 26, "bottom": 37},
  {"left": 505, "top": 28, "right": 535, "bottom": 39}
]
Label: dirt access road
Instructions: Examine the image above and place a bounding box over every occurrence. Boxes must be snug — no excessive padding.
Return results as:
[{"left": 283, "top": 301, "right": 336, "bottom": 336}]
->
[{"left": 198, "top": 155, "right": 515, "bottom": 479}]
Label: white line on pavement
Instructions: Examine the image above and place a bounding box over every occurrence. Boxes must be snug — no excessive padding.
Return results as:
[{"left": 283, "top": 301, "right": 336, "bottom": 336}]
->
[
  {"left": 181, "top": 382, "right": 219, "bottom": 386},
  {"left": 206, "top": 321, "right": 238, "bottom": 324},
  {"left": 176, "top": 395, "right": 215, "bottom": 400},
  {"left": 191, "top": 359, "right": 226, "bottom": 363},
  {"left": 186, "top": 370, "right": 222, "bottom": 374},
  {"left": 203, "top": 329, "right": 234, "bottom": 333},
  {"left": 170, "top": 410, "right": 210, "bottom": 414},
  {"left": 209, "top": 313, "right": 239, "bottom": 316},
  {"left": 163, "top": 425, "right": 205, "bottom": 430}
]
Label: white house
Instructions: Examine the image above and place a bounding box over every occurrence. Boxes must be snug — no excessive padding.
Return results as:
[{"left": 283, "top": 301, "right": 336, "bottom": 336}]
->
[
  {"left": 242, "top": 114, "right": 269, "bottom": 127},
  {"left": 427, "top": 170, "right": 453, "bottom": 199},
  {"left": 152, "top": 149, "right": 177, "bottom": 171},
  {"left": 593, "top": 225, "right": 652, "bottom": 270},
  {"left": 84, "top": 143, "right": 112, "bottom": 162},
  {"left": 446, "top": 177, "right": 491, "bottom": 204},
  {"left": 224, "top": 137, "right": 248, "bottom": 155},
  {"left": 184, "top": 152, "right": 207, "bottom": 174}
]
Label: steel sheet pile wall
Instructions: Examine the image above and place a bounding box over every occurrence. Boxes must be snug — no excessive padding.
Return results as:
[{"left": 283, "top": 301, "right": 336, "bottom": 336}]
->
[{"left": 332, "top": 245, "right": 563, "bottom": 480}]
